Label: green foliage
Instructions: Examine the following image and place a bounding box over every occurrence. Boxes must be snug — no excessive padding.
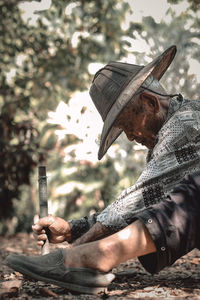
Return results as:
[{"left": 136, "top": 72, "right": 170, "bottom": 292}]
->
[
  {"left": 125, "top": 1, "right": 200, "bottom": 100},
  {"left": 0, "top": 0, "right": 131, "bottom": 229},
  {"left": 0, "top": 0, "right": 199, "bottom": 234},
  {"left": 167, "top": 0, "right": 200, "bottom": 10}
]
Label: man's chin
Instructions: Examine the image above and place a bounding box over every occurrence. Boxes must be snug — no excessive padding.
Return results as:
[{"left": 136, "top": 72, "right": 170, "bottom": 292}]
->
[
  {"left": 144, "top": 141, "right": 155, "bottom": 149},
  {"left": 135, "top": 139, "right": 155, "bottom": 149}
]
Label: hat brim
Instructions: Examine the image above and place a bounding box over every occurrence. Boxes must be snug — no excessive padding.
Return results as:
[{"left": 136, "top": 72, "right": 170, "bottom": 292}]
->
[{"left": 98, "top": 45, "right": 177, "bottom": 160}]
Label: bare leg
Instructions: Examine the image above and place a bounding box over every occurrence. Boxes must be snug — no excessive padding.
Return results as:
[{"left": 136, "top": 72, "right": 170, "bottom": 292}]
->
[{"left": 65, "top": 220, "right": 156, "bottom": 273}]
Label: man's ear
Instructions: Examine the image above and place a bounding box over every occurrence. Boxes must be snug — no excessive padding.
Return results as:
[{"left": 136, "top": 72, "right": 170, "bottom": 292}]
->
[{"left": 140, "top": 92, "right": 160, "bottom": 113}]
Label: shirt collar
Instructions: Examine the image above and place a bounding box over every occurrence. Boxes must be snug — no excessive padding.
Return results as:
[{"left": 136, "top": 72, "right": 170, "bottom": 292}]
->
[
  {"left": 146, "top": 96, "right": 184, "bottom": 163},
  {"left": 166, "top": 96, "right": 184, "bottom": 121}
]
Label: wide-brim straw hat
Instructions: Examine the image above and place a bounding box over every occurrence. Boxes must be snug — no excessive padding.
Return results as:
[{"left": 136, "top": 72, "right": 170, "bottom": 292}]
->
[{"left": 89, "top": 45, "right": 177, "bottom": 160}]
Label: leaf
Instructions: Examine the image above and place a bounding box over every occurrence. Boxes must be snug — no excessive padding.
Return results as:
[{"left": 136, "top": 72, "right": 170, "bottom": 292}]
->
[
  {"left": 0, "top": 279, "right": 22, "bottom": 298},
  {"left": 39, "top": 287, "right": 59, "bottom": 298}
]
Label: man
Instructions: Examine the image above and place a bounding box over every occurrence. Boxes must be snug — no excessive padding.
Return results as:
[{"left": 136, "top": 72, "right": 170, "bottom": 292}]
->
[
  {"left": 32, "top": 45, "right": 200, "bottom": 246},
  {"left": 5, "top": 46, "right": 200, "bottom": 294}
]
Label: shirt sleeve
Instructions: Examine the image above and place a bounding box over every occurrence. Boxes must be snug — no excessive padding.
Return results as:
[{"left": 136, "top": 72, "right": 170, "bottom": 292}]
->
[
  {"left": 69, "top": 213, "right": 100, "bottom": 242},
  {"left": 97, "top": 102, "right": 200, "bottom": 231}
]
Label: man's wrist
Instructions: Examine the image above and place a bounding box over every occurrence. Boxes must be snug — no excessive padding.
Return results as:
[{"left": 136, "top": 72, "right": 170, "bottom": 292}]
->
[
  {"left": 72, "top": 221, "right": 112, "bottom": 246},
  {"left": 68, "top": 217, "right": 90, "bottom": 242},
  {"left": 68, "top": 213, "right": 99, "bottom": 243}
]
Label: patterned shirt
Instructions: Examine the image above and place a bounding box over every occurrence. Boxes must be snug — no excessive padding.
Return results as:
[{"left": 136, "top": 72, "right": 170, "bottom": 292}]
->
[{"left": 96, "top": 97, "right": 200, "bottom": 231}]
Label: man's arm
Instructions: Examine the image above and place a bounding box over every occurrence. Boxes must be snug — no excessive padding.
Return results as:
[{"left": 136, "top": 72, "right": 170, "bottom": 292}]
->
[
  {"left": 32, "top": 214, "right": 113, "bottom": 247},
  {"left": 68, "top": 213, "right": 99, "bottom": 243},
  {"left": 72, "top": 221, "right": 112, "bottom": 246},
  {"left": 69, "top": 213, "right": 113, "bottom": 246}
]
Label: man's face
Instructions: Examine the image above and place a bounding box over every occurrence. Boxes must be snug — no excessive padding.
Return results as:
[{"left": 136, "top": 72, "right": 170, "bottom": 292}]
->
[{"left": 114, "top": 93, "right": 162, "bottom": 149}]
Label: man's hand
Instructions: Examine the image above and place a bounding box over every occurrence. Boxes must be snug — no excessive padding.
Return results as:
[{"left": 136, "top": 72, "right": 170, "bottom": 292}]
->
[{"left": 32, "top": 215, "right": 71, "bottom": 246}]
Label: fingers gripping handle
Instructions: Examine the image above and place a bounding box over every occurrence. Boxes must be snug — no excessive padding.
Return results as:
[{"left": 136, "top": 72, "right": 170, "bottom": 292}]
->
[{"left": 38, "top": 166, "right": 50, "bottom": 255}]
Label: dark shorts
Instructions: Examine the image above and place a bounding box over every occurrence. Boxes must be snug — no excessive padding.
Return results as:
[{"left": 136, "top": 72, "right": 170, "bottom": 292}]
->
[{"left": 136, "top": 172, "right": 200, "bottom": 274}]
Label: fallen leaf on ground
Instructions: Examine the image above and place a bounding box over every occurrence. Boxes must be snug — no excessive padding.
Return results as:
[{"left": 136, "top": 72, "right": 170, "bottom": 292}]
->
[
  {"left": 0, "top": 279, "right": 22, "bottom": 298},
  {"left": 40, "top": 287, "right": 59, "bottom": 298}
]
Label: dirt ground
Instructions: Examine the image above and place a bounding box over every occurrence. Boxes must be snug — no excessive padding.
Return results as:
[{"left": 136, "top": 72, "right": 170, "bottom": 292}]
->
[{"left": 0, "top": 233, "right": 200, "bottom": 299}]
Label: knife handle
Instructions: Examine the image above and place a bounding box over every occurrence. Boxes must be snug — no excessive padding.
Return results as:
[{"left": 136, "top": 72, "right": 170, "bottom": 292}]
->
[{"left": 38, "top": 166, "right": 50, "bottom": 255}]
